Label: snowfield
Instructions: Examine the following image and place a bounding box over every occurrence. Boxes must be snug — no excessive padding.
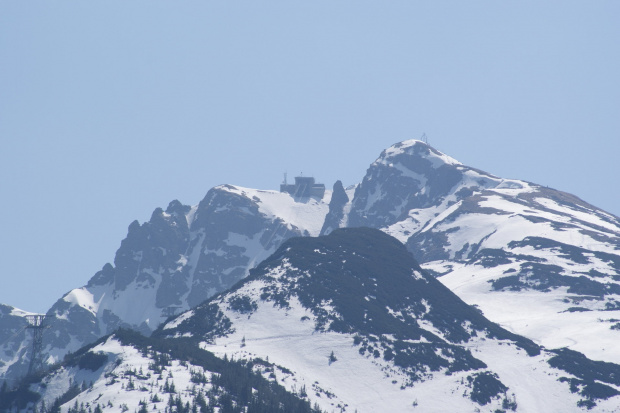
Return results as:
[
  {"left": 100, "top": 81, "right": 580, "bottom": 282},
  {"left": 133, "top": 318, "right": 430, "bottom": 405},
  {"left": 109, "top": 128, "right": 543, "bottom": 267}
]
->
[{"left": 218, "top": 185, "right": 331, "bottom": 237}]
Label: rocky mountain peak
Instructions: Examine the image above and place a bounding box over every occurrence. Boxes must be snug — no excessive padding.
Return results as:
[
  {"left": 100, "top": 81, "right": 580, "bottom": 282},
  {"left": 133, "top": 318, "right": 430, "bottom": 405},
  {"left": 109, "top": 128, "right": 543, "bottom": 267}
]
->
[
  {"left": 319, "top": 180, "right": 349, "bottom": 235},
  {"left": 165, "top": 199, "right": 191, "bottom": 217},
  {"left": 376, "top": 139, "right": 461, "bottom": 170},
  {"left": 346, "top": 140, "right": 500, "bottom": 230}
]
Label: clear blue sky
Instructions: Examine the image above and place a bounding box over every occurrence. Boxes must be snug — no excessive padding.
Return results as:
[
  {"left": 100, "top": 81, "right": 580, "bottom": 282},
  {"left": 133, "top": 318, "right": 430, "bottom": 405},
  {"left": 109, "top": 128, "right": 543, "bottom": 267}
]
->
[{"left": 1, "top": 1, "right": 618, "bottom": 313}]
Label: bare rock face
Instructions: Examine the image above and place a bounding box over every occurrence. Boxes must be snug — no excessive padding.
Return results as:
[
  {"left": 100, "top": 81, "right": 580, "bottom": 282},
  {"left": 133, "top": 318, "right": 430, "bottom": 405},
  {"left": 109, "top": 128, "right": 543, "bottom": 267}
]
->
[{"left": 320, "top": 180, "right": 349, "bottom": 236}]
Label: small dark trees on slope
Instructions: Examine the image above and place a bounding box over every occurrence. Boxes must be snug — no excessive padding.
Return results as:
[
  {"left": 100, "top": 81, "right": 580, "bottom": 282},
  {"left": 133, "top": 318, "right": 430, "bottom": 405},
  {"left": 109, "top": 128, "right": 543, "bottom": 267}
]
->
[{"left": 328, "top": 351, "right": 337, "bottom": 365}]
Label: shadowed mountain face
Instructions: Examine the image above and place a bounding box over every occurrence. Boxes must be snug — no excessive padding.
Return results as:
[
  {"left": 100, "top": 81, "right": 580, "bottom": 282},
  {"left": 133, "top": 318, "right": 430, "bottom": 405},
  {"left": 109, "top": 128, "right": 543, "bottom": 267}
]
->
[{"left": 160, "top": 227, "right": 540, "bottom": 354}]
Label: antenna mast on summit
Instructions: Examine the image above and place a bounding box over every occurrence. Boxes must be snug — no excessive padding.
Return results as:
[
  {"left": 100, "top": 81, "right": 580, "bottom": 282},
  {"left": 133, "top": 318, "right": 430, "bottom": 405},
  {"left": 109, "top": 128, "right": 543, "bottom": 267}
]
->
[
  {"left": 25, "top": 314, "right": 51, "bottom": 375},
  {"left": 421, "top": 133, "right": 428, "bottom": 145}
]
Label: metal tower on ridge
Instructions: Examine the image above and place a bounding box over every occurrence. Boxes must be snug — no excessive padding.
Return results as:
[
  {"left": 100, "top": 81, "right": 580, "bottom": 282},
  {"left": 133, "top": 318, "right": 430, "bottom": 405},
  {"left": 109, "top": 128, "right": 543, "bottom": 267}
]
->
[{"left": 25, "top": 314, "right": 50, "bottom": 376}]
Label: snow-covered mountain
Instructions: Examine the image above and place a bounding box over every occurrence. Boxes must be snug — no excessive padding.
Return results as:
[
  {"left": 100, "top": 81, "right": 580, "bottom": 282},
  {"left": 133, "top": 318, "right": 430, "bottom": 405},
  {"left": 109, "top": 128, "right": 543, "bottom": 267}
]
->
[
  {"left": 2, "top": 139, "right": 620, "bottom": 410},
  {"left": 0, "top": 185, "right": 330, "bottom": 383},
  {"left": 323, "top": 140, "right": 620, "bottom": 365},
  {"left": 1, "top": 328, "right": 321, "bottom": 413},
  {"left": 6, "top": 228, "right": 620, "bottom": 412}
]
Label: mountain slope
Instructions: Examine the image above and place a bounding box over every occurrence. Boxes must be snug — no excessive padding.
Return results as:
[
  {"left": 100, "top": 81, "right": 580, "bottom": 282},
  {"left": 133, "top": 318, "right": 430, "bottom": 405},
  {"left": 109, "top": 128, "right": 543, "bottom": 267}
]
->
[
  {"left": 1, "top": 328, "right": 322, "bottom": 413},
  {"left": 325, "top": 140, "right": 620, "bottom": 364},
  {"left": 158, "top": 228, "right": 620, "bottom": 412},
  {"left": 0, "top": 185, "right": 330, "bottom": 383}
]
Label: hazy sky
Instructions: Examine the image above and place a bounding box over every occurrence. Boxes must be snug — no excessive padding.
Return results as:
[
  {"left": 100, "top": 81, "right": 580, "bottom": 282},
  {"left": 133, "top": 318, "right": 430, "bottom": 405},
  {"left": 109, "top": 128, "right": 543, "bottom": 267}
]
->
[{"left": 1, "top": 1, "right": 619, "bottom": 313}]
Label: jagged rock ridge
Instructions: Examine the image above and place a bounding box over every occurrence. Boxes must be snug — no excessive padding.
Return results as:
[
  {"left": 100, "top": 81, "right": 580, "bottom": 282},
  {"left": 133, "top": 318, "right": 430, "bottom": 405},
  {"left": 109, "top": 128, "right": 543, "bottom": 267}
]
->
[{"left": 0, "top": 185, "right": 330, "bottom": 382}]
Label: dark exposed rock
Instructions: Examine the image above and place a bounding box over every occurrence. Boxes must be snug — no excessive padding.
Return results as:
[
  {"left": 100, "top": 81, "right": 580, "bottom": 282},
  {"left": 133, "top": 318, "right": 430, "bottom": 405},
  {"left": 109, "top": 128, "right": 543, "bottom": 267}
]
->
[{"left": 319, "top": 180, "right": 349, "bottom": 236}]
